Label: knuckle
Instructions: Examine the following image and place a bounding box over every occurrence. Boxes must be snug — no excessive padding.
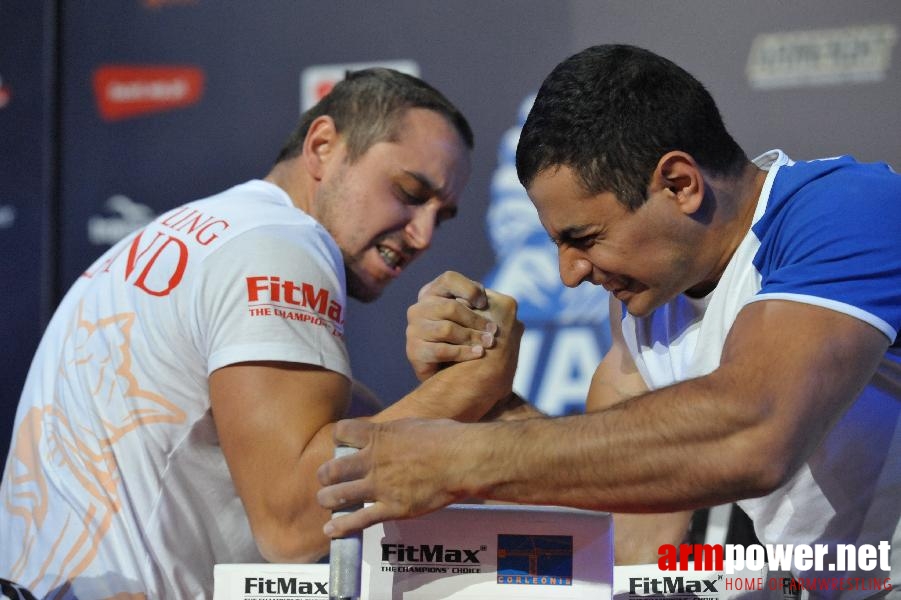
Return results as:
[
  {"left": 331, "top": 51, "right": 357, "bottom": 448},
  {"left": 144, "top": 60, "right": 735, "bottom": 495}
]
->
[
  {"left": 317, "top": 461, "right": 334, "bottom": 486},
  {"left": 494, "top": 293, "right": 518, "bottom": 315},
  {"left": 435, "top": 320, "right": 455, "bottom": 339},
  {"left": 407, "top": 303, "right": 428, "bottom": 322},
  {"left": 404, "top": 323, "right": 421, "bottom": 342},
  {"left": 436, "top": 271, "right": 455, "bottom": 287}
]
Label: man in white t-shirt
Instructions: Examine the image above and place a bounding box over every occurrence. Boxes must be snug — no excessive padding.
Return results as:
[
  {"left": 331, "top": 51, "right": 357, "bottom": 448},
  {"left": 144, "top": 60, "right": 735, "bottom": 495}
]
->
[{"left": 0, "top": 68, "right": 522, "bottom": 599}]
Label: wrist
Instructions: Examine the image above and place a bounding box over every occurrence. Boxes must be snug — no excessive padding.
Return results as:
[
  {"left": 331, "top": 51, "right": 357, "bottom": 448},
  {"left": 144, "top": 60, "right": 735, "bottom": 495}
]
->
[{"left": 447, "top": 421, "right": 496, "bottom": 501}]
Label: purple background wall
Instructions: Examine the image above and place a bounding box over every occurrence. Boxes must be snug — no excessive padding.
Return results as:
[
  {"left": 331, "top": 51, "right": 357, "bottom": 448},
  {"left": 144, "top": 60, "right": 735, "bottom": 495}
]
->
[{"left": 1, "top": 1, "right": 899, "bottom": 471}]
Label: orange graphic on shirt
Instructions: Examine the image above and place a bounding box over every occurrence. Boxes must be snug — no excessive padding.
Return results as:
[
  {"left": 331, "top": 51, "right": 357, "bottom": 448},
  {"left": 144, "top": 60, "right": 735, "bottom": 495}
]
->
[{"left": 4, "top": 302, "right": 185, "bottom": 598}]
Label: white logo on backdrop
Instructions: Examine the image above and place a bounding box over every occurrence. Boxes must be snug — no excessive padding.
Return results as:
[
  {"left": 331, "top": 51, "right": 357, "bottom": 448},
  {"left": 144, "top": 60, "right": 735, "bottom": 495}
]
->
[
  {"left": 484, "top": 96, "right": 612, "bottom": 416},
  {"left": 87, "top": 194, "right": 156, "bottom": 246},
  {"left": 300, "top": 60, "right": 420, "bottom": 112},
  {"left": 747, "top": 24, "right": 898, "bottom": 89},
  {"left": 0, "top": 204, "right": 15, "bottom": 229}
]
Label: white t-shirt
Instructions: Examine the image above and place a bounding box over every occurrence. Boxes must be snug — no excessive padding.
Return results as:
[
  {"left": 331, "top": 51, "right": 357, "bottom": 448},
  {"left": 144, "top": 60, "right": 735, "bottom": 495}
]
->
[
  {"left": 0, "top": 180, "right": 351, "bottom": 599},
  {"left": 621, "top": 151, "right": 901, "bottom": 598}
]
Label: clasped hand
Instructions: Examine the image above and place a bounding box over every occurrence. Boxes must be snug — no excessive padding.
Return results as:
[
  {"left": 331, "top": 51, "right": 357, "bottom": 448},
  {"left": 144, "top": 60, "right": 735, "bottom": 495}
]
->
[{"left": 317, "top": 271, "right": 522, "bottom": 536}]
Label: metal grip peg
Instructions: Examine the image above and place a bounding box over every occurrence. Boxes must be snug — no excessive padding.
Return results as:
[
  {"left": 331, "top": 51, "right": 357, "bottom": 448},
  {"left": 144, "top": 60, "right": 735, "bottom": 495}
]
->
[{"left": 329, "top": 445, "right": 363, "bottom": 600}]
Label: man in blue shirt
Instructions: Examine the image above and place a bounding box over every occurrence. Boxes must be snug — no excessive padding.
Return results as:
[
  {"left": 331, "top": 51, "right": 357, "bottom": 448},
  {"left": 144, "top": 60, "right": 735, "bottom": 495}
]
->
[{"left": 318, "top": 45, "right": 901, "bottom": 596}]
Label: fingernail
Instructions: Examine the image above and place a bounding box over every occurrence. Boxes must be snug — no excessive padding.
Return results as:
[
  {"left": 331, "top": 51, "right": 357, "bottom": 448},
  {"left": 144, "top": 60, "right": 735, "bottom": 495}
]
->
[
  {"left": 475, "top": 291, "right": 488, "bottom": 309},
  {"left": 323, "top": 522, "right": 335, "bottom": 536},
  {"left": 472, "top": 345, "right": 485, "bottom": 356},
  {"left": 481, "top": 332, "right": 495, "bottom": 348},
  {"left": 484, "top": 322, "right": 498, "bottom": 334}
]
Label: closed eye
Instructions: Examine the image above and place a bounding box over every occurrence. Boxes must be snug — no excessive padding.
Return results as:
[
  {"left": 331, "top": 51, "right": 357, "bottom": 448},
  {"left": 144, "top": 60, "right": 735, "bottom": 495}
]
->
[
  {"left": 570, "top": 235, "right": 597, "bottom": 249},
  {"left": 397, "top": 186, "right": 428, "bottom": 205},
  {"left": 552, "top": 232, "right": 597, "bottom": 250}
]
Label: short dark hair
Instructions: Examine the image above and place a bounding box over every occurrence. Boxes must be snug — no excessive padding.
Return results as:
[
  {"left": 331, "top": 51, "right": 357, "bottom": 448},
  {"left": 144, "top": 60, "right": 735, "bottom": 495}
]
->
[
  {"left": 276, "top": 68, "right": 473, "bottom": 164},
  {"left": 516, "top": 44, "right": 747, "bottom": 210}
]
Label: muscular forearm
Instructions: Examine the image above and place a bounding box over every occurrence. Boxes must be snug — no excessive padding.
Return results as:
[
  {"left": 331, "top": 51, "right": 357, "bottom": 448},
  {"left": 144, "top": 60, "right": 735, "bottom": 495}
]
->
[
  {"left": 480, "top": 392, "right": 543, "bottom": 422},
  {"left": 257, "top": 363, "right": 516, "bottom": 559},
  {"left": 256, "top": 355, "right": 517, "bottom": 560},
  {"left": 252, "top": 421, "right": 337, "bottom": 563},
  {"left": 375, "top": 356, "right": 515, "bottom": 423},
  {"left": 319, "top": 299, "right": 890, "bottom": 538},
  {"left": 457, "top": 375, "right": 781, "bottom": 512}
]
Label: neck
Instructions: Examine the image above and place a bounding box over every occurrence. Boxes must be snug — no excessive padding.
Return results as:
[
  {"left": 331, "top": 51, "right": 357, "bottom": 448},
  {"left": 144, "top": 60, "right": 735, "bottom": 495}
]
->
[
  {"left": 264, "top": 159, "right": 315, "bottom": 214},
  {"left": 685, "top": 163, "right": 768, "bottom": 298}
]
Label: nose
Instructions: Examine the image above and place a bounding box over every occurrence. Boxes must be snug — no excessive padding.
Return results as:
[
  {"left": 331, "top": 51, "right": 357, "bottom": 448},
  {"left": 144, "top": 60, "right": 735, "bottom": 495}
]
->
[
  {"left": 558, "top": 246, "right": 593, "bottom": 288},
  {"left": 405, "top": 206, "right": 437, "bottom": 251}
]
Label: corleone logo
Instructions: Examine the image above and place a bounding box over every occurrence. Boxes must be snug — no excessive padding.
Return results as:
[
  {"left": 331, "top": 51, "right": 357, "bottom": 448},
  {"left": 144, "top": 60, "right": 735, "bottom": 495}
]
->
[
  {"left": 497, "top": 534, "right": 573, "bottom": 586},
  {"left": 244, "top": 577, "right": 327, "bottom": 595},
  {"left": 93, "top": 65, "right": 205, "bottom": 121}
]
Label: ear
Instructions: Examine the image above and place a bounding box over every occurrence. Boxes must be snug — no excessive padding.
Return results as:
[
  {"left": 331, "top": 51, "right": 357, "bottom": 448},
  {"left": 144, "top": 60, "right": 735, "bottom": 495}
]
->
[
  {"left": 301, "top": 115, "right": 340, "bottom": 181},
  {"left": 651, "top": 151, "right": 704, "bottom": 216}
]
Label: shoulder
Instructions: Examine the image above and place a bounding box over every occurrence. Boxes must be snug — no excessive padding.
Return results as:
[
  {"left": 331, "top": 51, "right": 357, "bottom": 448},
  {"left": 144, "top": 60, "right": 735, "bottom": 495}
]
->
[
  {"left": 751, "top": 156, "right": 901, "bottom": 340},
  {"left": 192, "top": 181, "right": 342, "bottom": 268},
  {"left": 755, "top": 156, "right": 901, "bottom": 254},
  {"left": 764, "top": 156, "right": 900, "bottom": 225}
]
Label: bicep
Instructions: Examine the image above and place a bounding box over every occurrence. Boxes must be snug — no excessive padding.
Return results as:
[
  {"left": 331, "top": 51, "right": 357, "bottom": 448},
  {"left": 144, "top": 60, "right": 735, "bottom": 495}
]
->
[
  {"left": 591, "top": 298, "right": 689, "bottom": 561},
  {"left": 210, "top": 361, "right": 350, "bottom": 526},
  {"left": 717, "top": 299, "right": 888, "bottom": 472},
  {"left": 587, "top": 296, "right": 648, "bottom": 412}
]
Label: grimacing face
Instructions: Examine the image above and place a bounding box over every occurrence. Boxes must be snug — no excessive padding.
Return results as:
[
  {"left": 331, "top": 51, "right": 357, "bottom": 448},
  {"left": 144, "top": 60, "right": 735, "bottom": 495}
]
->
[
  {"left": 313, "top": 108, "right": 471, "bottom": 302},
  {"left": 527, "top": 164, "right": 701, "bottom": 318}
]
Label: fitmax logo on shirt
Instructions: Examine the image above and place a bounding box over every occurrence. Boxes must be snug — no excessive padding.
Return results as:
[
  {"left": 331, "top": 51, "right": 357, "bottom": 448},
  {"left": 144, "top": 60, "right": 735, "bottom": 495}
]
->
[{"left": 246, "top": 276, "right": 344, "bottom": 323}]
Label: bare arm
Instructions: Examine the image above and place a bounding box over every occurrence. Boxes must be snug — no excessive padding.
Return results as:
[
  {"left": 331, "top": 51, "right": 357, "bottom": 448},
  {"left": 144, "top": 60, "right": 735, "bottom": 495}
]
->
[
  {"left": 587, "top": 296, "right": 692, "bottom": 564},
  {"left": 211, "top": 362, "right": 349, "bottom": 563},
  {"left": 318, "top": 299, "right": 888, "bottom": 536},
  {"left": 212, "top": 275, "right": 522, "bottom": 562}
]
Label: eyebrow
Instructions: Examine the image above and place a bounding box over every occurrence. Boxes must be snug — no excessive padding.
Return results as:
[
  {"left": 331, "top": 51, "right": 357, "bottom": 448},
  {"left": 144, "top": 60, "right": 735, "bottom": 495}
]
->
[
  {"left": 402, "top": 170, "right": 459, "bottom": 220},
  {"left": 555, "top": 224, "right": 593, "bottom": 244},
  {"left": 402, "top": 170, "right": 440, "bottom": 196}
]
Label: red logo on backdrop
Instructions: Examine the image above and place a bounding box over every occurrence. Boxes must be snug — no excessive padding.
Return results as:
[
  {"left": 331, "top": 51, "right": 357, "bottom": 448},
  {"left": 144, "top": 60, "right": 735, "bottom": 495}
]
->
[
  {"left": 0, "top": 75, "right": 11, "bottom": 109},
  {"left": 316, "top": 81, "right": 335, "bottom": 102},
  {"left": 92, "top": 65, "right": 205, "bottom": 121},
  {"left": 142, "top": 0, "right": 199, "bottom": 8}
]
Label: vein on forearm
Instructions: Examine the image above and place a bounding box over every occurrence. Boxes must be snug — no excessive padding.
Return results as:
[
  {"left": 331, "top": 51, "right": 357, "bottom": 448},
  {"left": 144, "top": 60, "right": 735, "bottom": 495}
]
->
[{"left": 464, "top": 373, "right": 772, "bottom": 513}]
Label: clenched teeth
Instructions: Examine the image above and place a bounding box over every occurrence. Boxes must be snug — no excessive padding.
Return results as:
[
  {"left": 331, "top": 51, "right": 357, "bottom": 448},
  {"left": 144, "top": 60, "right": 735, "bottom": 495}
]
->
[{"left": 378, "top": 245, "right": 401, "bottom": 268}]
